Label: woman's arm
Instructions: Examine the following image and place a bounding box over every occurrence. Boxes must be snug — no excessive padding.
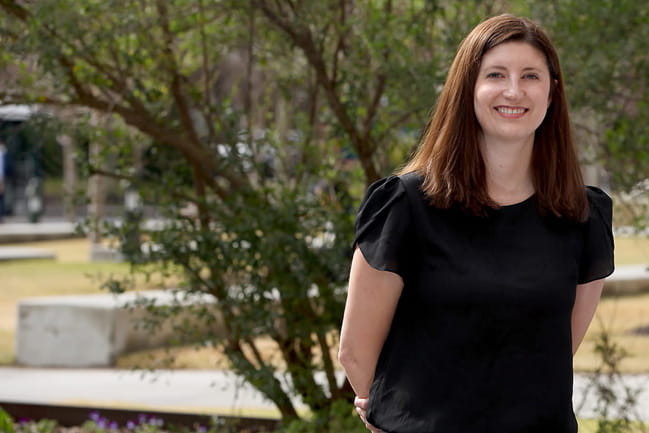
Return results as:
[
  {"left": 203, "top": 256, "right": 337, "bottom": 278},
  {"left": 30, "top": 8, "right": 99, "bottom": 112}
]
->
[
  {"left": 571, "top": 278, "right": 605, "bottom": 355},
  {"left": 338, "top": 247, "right": 404, "bottom": 399}
]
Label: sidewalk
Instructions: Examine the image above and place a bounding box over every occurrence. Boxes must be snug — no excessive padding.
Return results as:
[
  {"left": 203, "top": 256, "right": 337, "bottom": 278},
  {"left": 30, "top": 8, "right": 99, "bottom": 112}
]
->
[
  {"left": 0, "top": 368, "right": 287, "bottom": 418},
  {"left": 0, "top": 219, "right": 79, "bottom": 243},
  {"left": 0, "top": 367, "right": 647, "bottom": 421}
]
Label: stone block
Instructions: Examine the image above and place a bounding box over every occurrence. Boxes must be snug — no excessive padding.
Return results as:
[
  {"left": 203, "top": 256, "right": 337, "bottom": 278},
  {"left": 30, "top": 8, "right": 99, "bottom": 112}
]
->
[
  {"left": 16, "top": 290, "right": 219, "bottom": 367},
  {"left": 604, "top": 264, "right": 649, "bottom": 296}
]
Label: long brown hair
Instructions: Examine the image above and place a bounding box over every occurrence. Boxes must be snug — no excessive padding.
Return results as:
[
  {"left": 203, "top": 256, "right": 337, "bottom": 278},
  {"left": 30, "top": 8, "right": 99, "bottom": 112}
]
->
[{"left": 399, "top": 14, "right": 588, "bottom": 221}]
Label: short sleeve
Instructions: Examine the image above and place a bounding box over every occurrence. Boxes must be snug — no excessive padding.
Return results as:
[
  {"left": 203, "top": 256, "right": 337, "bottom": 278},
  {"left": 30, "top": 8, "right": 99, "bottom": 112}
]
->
[
  {"left": 353, "top": 176, "right": 411, "bottom": 278},
  {"left": 578, "top": 186, "right": 615, "bottom": 284}
]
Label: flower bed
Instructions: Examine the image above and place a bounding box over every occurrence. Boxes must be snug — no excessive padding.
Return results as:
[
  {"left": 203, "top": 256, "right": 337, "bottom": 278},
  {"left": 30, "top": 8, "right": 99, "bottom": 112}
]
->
[{"left": 0, "top": 408, "right": 256, "bottom": 433}]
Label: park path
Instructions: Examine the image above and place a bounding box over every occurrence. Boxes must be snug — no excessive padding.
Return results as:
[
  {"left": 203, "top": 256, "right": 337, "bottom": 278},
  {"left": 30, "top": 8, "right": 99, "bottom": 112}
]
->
[{"left": 0, "top": 367, "right": 647, "bottom": 421}]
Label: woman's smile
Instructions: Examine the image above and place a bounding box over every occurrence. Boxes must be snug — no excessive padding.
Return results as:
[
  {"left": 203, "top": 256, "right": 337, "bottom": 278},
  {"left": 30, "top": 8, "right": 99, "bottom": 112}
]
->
[{"left": 495, "top": 105, "right": 528, "bottom": 118}]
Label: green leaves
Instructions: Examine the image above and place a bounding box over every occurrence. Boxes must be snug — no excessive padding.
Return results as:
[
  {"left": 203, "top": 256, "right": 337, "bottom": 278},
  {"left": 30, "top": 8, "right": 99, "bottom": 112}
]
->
[
  {"left": 0, "top": 407, "right": 15, "bottom": 433},
  {"left": 529, "top": 0, "right": 649, "bottom": 193}
]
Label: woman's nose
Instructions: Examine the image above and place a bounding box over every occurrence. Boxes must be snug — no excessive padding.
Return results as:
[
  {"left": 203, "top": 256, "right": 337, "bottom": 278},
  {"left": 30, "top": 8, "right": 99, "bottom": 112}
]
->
[{"left": 503, "top": 80, "right": 523, "bottom": 99}]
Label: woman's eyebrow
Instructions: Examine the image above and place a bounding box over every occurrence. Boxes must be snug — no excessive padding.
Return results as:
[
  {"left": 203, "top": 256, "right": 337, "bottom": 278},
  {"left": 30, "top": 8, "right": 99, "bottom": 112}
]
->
[{"left": 482, "top": 65, "right": 545, "bottom": 72}]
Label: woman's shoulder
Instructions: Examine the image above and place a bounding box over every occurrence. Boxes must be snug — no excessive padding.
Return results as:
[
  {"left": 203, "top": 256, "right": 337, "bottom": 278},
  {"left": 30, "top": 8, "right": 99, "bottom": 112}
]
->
[
  {"left": 586, "top": 185, "right": 613, "bottom": 211},
  {"left": 359, "top": 175, "right": 407, "bottom": 214},
  {"left": 585, "top": 185, "right": 612, "bottom": 204},
  {"left": 363, "top": 172, "right": 424, "bottom": 201},
  {"left": 398, "top": 172, "right": 428, "bottom": 206},
  {"left": 366, "top": 171, "right": 423, "bottom": 189},
  {"left": 398, "top": 171, "right": 424, "bottom": 188},
  {"left": 584, "top": 185, "right": 613, "bottom": 222}
]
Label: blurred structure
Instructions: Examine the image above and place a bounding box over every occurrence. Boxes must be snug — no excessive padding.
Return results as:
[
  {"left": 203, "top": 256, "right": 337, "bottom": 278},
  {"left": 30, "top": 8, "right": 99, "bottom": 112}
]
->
[{"left": 0, "top": 105, "right": 45, "bottom": 223}]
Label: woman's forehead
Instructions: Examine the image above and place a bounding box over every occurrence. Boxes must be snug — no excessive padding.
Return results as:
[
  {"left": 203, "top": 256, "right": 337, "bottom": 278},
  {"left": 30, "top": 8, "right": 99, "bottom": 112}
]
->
[{"left": 480, "top": 41, "right": 548, "bottom": 70}]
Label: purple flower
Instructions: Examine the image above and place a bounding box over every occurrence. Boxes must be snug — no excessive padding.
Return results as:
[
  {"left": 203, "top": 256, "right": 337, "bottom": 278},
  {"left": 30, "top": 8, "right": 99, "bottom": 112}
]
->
[
  {"left": 148, "top": 416, "right": 164, "bottom": 427},
  {"left": 127, "top": 420, "right": 136, "bottom": 429},
  {"left": 138, "top": 414, "right": 148, "bottom": 424},
  {"left": 109, "top": 420, "right": 119, "bottom": 431},
  {"left": 89, "top": 411, "right": 102, "bottom": 422}
]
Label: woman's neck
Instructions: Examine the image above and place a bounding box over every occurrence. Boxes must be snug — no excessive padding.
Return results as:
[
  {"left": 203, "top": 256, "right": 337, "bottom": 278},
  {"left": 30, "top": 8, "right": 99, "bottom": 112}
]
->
[{"left": 479, "top": 136, "right": 535, "bottom": 206}]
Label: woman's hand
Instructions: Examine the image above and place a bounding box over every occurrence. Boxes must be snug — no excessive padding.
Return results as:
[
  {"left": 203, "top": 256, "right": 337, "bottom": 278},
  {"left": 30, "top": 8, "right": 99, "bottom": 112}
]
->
[{"left": 354, "top": 396, "right": 381, "bottom": 433}]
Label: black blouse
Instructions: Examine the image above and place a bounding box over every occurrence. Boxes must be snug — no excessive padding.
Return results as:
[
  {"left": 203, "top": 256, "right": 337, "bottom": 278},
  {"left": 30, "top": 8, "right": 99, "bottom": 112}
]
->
[{"left": 353, "top": 172, "right": 615, "bottom": 433}]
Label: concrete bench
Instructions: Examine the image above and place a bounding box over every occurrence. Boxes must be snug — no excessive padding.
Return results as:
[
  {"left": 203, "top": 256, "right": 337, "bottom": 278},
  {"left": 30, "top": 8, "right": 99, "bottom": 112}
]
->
[
  {"left": 16, "top": 290, "right": 220, "bottom": 367},
  {"left": 605, "top": 264, "right": 649, "bottom": 295},
  {"left": 0, "top": 221, "right": 80, "bottom": 243},
  {"left": 0, "top": 247, "right": 56, "bottom": 261}
]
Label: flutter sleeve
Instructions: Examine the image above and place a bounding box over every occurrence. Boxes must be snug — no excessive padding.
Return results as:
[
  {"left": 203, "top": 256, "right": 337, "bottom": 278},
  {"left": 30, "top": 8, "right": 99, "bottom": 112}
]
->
[
  {"left": 353, "top": 175, "right": 411, "bottom": 279},
  {"left": 578, "top": 186, "right": 615, "bottom": 284}
]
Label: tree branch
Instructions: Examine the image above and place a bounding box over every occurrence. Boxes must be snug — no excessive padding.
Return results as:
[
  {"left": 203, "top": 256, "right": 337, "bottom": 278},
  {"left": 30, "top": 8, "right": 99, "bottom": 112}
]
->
[
  {"left": 254, "top": 0, "right": 380, "bottom": 181},
  {"left": 156, "top": 0, "right": 202, "bottom": 149},
  {"left": 226, "top": 338, "right": 299, "bottom": 421},
  {"left": 0, "top": 0, "right": 29, "bottom": 20},
  {"left": 88, "top": 166, "right": 203, "bottom": 205},
  {"left": 315, "top": 330, "right": 341, "bottom": 400}
]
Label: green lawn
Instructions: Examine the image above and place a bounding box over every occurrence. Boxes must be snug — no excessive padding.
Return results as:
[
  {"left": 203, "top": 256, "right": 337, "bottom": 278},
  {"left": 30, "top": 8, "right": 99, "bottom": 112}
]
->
[
  {"left": 578, "top": 418, "right": 649, "bottom": 433},
  {"left": 614, "top": 236, "right": 649, "bottom": 265}
]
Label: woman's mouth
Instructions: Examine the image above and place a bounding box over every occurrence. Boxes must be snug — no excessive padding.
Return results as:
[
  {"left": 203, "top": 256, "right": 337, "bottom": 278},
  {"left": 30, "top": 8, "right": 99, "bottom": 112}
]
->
[{"left": 495, "top": 106, "right": 527, "bottom": 117}]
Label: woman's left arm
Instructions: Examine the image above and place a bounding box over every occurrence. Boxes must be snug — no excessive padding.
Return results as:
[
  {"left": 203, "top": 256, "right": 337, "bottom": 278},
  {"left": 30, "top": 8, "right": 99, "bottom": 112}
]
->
[{"left": 571, "top": 278, "right": 605, "bottom": 355}]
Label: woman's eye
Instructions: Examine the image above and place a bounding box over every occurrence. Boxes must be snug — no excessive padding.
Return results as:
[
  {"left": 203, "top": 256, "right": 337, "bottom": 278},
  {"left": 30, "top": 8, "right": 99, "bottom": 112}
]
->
[
  {"left": 524, "top": 73, "right": 540, "bottom": 80},
  {"left": 486, "top": 72, "right": 504, "bottom": 79}
]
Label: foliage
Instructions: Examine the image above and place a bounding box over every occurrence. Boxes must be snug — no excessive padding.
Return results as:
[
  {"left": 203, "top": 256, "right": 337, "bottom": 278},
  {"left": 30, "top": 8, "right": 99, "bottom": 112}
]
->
[
  {"left": 18, "top": 419, "right": 57, "bottom": 433},
  {"left": 575, "top": 326, "right": 648, "bottom": 433},
  {"left": 527, "top": 0, "right": 649, "bottom": 230},
  {"left": 8, "top": 410, "right": 236, "bottom": 433},
  {"left": 79, "top": 411, "right": 218, "bottom": 433},
  {"left": 0, "top": 406, "right": 16, "bottom": 433},
  {"left": 272, "top": 399, "right": 366, "bottom": 433}
]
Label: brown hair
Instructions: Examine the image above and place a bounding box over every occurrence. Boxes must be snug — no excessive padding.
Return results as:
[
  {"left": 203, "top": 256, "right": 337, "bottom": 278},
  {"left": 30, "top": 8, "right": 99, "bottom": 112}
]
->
[{"left": 399, "top": 14, "right": 588, "bottom": 221}]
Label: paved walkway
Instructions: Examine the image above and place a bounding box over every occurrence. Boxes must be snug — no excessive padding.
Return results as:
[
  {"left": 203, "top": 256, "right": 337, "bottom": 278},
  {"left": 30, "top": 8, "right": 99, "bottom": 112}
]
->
[
  {"left": 0, "top": 367, "right": 647, "bottom": 421},
  {"left": 0, "top": 220, "right": 79, "bottom": 243},
  {"left": 0, "top": 368, "right": 296, "bottom": 418}
]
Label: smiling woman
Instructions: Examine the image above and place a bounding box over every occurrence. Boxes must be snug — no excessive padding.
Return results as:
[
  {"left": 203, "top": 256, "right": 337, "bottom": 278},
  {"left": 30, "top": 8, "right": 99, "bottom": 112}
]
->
[{"left": 338, "top": 14, "right": 614, "bottom": 433}]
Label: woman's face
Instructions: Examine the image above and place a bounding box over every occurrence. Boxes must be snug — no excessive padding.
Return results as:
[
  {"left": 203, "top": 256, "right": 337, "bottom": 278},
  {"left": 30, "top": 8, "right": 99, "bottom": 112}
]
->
[{"left": 473, "top": 41, "right": 552, "bottom": 146}]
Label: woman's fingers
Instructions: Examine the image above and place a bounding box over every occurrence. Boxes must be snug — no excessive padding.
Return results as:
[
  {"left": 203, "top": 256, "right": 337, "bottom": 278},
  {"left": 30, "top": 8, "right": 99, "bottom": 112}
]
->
[{"left": 354, "top": 396, "right": 381, "bottom": 432}]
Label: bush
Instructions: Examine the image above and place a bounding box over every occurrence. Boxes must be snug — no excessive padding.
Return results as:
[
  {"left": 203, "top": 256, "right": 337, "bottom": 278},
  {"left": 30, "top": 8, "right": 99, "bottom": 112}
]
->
[
  {"left": 273, "top": 400, "right": 366, "bottom": 433},
  {"left": 0, "top": 407, "right": 16, "bottom": 433}
]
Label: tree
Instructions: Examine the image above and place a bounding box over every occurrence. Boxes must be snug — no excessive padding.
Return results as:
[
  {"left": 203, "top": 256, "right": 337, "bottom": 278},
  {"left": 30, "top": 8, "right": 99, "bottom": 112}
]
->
[
  {"left": 527, "top": 0, "right": 649, "bottom": 228},
  {"left": 0, "top": 0, "right": 500, "bottom": 424}
]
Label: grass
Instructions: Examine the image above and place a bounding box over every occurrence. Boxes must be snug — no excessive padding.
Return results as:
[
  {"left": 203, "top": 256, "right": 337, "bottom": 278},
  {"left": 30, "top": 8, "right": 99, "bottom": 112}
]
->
[
  {"left": 575, "top": 292, "right": 649, "bottom": 373},
  {"left": 614, "top": 236, "right": 649, "bottom": 265},
  {"left": 1, "top": 237, "right": 649, "bottom": 372},
  {"left": 578, "top": 418, "right": 649, "bottom": 433}
]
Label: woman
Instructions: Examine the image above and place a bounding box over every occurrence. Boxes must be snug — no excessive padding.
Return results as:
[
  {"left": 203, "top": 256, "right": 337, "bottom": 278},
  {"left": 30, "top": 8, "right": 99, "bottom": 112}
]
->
[{"left": 338, "top": 14, "right": 614, "bottom": 433}]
